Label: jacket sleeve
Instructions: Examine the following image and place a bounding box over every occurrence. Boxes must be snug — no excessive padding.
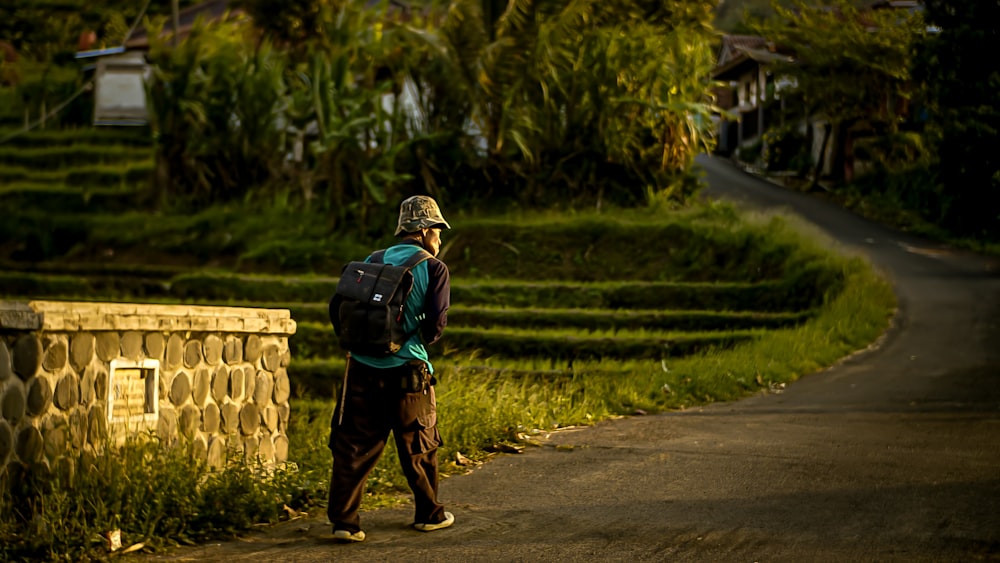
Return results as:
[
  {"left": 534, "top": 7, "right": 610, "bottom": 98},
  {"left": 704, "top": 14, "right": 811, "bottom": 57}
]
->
[{"left": 421, "top": 258, "right": 451, "bottom": 345}]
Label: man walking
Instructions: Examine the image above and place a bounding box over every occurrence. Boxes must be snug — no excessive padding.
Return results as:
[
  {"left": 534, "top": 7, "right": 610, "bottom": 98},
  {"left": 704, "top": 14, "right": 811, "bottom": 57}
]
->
[{"left": 327, "top": 195, "right": 455, "bottom": 543}]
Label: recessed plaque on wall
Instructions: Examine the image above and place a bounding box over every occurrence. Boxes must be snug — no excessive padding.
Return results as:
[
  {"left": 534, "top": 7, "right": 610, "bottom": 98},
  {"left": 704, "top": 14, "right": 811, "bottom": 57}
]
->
[{"left": 107, "top": 359, "right": 159, "bottom": 429}]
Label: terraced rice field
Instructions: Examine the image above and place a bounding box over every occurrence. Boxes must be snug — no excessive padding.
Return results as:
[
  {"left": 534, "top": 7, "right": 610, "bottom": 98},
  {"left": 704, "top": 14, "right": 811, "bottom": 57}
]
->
[{"left": 0, "top": 213, "right": 838, "bottom": 398}]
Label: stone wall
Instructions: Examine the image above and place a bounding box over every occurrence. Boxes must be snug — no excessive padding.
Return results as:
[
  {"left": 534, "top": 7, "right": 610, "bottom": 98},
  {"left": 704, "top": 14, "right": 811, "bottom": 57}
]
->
[{"left": 0, "top": 301, "right": 297, "bottom": 478}]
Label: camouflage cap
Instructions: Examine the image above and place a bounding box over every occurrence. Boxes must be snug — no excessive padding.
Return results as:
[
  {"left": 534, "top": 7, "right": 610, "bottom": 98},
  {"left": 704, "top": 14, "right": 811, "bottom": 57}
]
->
[{"left": 395, "top": 195, "right": 451, "bottom": 236}]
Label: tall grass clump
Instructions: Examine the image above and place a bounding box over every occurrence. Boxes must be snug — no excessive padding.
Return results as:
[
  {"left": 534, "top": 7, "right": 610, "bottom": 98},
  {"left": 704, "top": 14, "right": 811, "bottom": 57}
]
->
[{"left": 0, "top": 434, "right": 308, "bottom": 561}]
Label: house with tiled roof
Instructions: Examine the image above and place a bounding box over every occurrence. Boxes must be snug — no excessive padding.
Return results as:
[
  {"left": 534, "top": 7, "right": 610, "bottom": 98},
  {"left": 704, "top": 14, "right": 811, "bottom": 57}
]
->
[{"left": 711, "top": 35, "right": 793, "bottom": 158}]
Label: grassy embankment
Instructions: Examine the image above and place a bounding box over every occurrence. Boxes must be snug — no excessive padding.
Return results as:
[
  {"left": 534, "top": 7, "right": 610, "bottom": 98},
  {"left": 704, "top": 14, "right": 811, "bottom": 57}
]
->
[{"left": 0, "top": 129, "right": 896, "bottom": 559}]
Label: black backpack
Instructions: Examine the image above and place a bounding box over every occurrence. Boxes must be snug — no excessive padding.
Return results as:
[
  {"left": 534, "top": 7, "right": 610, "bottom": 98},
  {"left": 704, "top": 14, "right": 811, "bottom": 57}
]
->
[{"left": 329, "top": 248, "right": 432, "bottom": 356}]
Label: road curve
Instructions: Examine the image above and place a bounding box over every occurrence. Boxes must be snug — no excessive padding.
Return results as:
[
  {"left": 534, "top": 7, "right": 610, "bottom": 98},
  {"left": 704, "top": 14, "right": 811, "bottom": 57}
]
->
[{"left": 149, "top": 156, "right": 1000, "bottom": 562}]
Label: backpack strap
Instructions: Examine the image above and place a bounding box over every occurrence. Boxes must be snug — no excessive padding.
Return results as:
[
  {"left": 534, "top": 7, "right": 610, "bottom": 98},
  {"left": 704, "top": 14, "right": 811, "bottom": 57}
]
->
[
  {"left": 401, "top": 248, "right": 433, "bottom": 270},
  {"left": 370, "top": 248, "right": 432, "bottom": 270}
]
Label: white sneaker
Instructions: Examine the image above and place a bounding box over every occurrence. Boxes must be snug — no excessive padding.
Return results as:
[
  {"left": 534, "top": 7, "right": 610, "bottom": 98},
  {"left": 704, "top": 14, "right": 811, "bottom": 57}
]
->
[
  {"left": 333, "top": 529, "right": 366, "bottom": 542},
  {"left": 413, "top": 511, "right": 455, "bottom": 532}
]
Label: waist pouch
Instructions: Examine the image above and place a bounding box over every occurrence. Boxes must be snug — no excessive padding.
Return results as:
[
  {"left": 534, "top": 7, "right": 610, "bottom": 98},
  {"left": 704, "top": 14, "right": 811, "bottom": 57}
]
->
[{"left": 372, "top": 360, "right": 433, "bottom": 393}]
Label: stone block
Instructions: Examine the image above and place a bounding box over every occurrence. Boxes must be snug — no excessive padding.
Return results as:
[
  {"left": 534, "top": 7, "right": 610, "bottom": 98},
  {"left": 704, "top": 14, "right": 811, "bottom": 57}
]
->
[
  {"left": 179, "top": 404, "right": 200, "bottom": 439},
  {"left": 242, "top": 435, "right": 259, "bottom": 464},
  {"left": 221, "top": 403, "right": 240, "bottom": 434},
  {"left": 203, "top": 334, "right": 223, "bottom": 366},
  {"left": 207, "top": 436, "right": 226, "bottom": 470},
  {"left": 262, "top": 345, "right": 281, "bottom": 372},
  {"left": 157, "top": 407, "right": 178, "bottom": 445},
  {"left": 87, "top": 404, "right": 108, "bottom": 447},
  {"left": 244, "top": 335, "right": 262, "bottom": 364},
  {"left": 273, "top": 368, "right": 290, "bottom": 404},
  {"left": 228, "top": 366, "right": 244, "bottom": 401},
  {"left": 212, "top": 365, "right": 230, "bottom": 403},
  {"left": 1, "top": 379, "right": 26, "bottom": 424},
  {"left": 26, "top": 376, "right": 53, "bottom": 417},
  {"left": 192, "top": 367, "right": 210, "bottom": 406},
  {"left": 68, "top": 408, "right": 86, "bottom": 450},
  {"left": 183, "top": 340, "right": 203, "bottom": 369},
  {"left": 262, "top": 406, "right": 278, "bottom": 433},
  {"left": 54, "top": 373, "right": 80, "bottom": 411},
  {"left": 0, "top": 340, "right": 11, "bottom": 381},
  {"left": 13, "top": 335, "right": 42, "bottom": 380},
  {"left": 95, "top": 332, "right": 120, "bottom": 362},
  {"left": 43, "top": 414, "right": 68, "bottom": 461},
  {"left": 15, "top": 424, "right": 44, "bottom": 464},
  {"left": 121, "top": 331, "right": 144, "bottom": 360},
  {"left": 243, "top": 365, "right": 256, "bottom": 400},
  {"left": 0, "top": 419, "right": 11, "bottom": 465},
  {"left": 223, "top": 336, "right": 243, "bottom": 365},
  {"left": 165, "top": 334, "right": 185, "bottom": 370},
  {"left": 258, "top": 434, "right": 274, "bottom": 464},
  {"left": 202, "top": 402, "right": 221, "bottom": 434},
  {"left": 239, "top": 403, "right": 260, "bottom": 436},
  {"left": 170, "top": 371, "right": 191, "bottom": 406},
  {"left": 145, "top": 333, "right": 165, "bottom": 361},
  {"left": 94, "top": 366, "right": 108, "bottom": 403},
  {"left": 253, "top": 371, "right": 274, "bottom": 407},
  {"left": 42, "top": 336, "right": 68, "bottom": 373},
  {"left": 70, "top": 333, "right": 95, "bottom": 373},
  {"left": 274, "top": 434, "right": 289, "bottom": 464}
]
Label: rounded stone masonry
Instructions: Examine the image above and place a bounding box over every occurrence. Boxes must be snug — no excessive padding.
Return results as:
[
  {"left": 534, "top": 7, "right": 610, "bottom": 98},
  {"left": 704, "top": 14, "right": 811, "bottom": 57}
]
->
[
  {"left": 15, "top": 424, "right": 43, "bottom": 464},
  {"left": 202, "top": 402, "right": 221, "bottom": 434},
  {"left": 207, "top": 436, "right": 226, "bottom": 470},
  {"left": 253, "top": 371, "right": 274, "bottom": 407},
  {"left": 192, "top": 367, "right": 210, "bottom": 406},
  {"left": 121, "top": 331, "right": 144, "bottom": 360},
  {"left": 145, "top": 332, "right": 165, "bottom": 361},
  {"left": 2, "top": 301, "right": 296, "bottom": 474},
  {"left": 170, "top": 371, "right": 191, "bottom": 406},
  {"left": 54, "top": 373, "right": 80, "bottom": 411},
  {"left": 70, "top": 333, "right": 95, "bottom": 373},
  {"left": 80, "top": 365, "right": 97, "bottom": 406},
  {"left": 165, "top": 334, "right": 185, "bottom": 370},
  {"left": 262, "top": 406, "right": 278, "bottom": 433},
  {"left": 274, "top": 434, "right": 289, "bottom": 464},
  {"left": 13, "top": 334, "right": 42, "bottom": 380},
  {"left": 95, "top": 332, "right": 120, "bottom": 362},
  {"left": 43, "top": 414, "right": 68, "bottom": 461},
  {"left": 243, "top": 366, "right": 256, "bottom": 400},
  {"left": 26, "top": 376, "right": 53, "bottom": 417},
  {"left": 258, "top": 434, "right": 275, "bottom": 464},
  {"left": 0, "top": 340, "right": 12, "bottom": 381},
  {"left": 68, "top": 409, "right": 86, "bottom": 450},
  {"left": 179, "top": 404, "right": 200, "bottom": 439},
  {"left": 262, "top": 345, "right": 281, "bottom": 372},
  {"left": 191, "top": 434, "right": 208, "bottom": 463},
  {"left": 221, "top": 403, "right": 240, "bottom": 434},
  {"left": 242, "top": 435, "right": 259, "bottom": 464},
  {"left": 244, "top": 335, "right": 263, "bottom": 364},
  {"left": 203, "top": 335, "right": 223, "bottom": 366},
  {"left": 42, "top": 336, "right": 68, "bottom": 373},
  {"left": 87, "top": 404, "right": 107, "bottom": 447},
  {"left": 212, "top": 365, "right": 229, "bottom": 403},
  {"left": 0, "top": 419, "right": 12, "bottom": 465},
  {"left": 183, "top": 340, "right": 203, "bottom": 369},
  {"left": 239, "top": 403, "right": 260, "bottom": 436},
  {"left": 273, "top": 369, "right": 290, "bottom": 404},
  {"left": 157, "top": 407, "right": 178, "bottom": 445},
  {"left": 2, "top": 379, "right": 27, "bottom": 424},
  {"left": 223, "top": 336, "right": 243, "bottom": 365},
  {"left": 229, "top": 366, "right": 245, "bottom": 401}
]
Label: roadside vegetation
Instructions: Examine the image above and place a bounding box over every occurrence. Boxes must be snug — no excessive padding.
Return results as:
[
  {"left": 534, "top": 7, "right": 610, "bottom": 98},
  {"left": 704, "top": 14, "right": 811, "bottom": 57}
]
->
[{"left": 3, "top": 0, "right": 985, "bottom": 559}]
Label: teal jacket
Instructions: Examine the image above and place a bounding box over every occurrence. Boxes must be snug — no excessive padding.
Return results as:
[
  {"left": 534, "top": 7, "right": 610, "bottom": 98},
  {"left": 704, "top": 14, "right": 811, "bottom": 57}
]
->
[{"left": 350, "top": 241, "right": 450, "bottom": 373}]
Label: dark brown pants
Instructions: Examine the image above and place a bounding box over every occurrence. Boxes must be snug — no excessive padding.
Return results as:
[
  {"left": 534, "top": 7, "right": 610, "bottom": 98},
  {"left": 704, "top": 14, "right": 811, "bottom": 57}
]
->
[{"left": 327, "top": 359, "right": 445, "bottom": 533}]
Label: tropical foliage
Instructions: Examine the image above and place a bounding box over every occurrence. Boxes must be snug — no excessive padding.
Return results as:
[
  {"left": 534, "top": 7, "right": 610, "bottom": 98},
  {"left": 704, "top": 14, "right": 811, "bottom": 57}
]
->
[
  {"left": 138, "top": 0, "right": 720, "bottom": 235},
  {"left": 748, "top": 0, "right": 926, "bottom": 184}
]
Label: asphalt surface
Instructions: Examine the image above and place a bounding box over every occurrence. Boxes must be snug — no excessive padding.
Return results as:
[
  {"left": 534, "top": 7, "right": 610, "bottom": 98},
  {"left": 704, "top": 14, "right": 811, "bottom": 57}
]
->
[{"left": 148, "top": 155, "right": 1000, "bottom": 562}]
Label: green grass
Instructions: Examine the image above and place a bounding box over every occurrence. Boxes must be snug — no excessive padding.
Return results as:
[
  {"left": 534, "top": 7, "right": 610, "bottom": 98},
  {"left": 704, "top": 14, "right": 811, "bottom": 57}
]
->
[
  {"left": 0, "top": 202, "right": 897, "bottom": 560},
  {"left": 0, "top": 144, "right": 152, "bottom": 167}
]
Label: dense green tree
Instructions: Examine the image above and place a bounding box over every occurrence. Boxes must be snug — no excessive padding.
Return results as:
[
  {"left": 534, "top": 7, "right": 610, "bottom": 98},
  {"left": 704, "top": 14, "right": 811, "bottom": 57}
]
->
[
  {"left": 915, "top": 0, "right": 1000, "bottom": 238},
  {"left": 749, "top": 0, "right": 925, "bottom": 184}
]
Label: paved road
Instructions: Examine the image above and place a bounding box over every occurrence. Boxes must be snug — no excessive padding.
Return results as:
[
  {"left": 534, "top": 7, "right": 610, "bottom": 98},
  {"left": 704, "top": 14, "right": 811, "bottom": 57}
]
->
[{"left": 152, "top": 156, "right": 1000, "bottom": 562}]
